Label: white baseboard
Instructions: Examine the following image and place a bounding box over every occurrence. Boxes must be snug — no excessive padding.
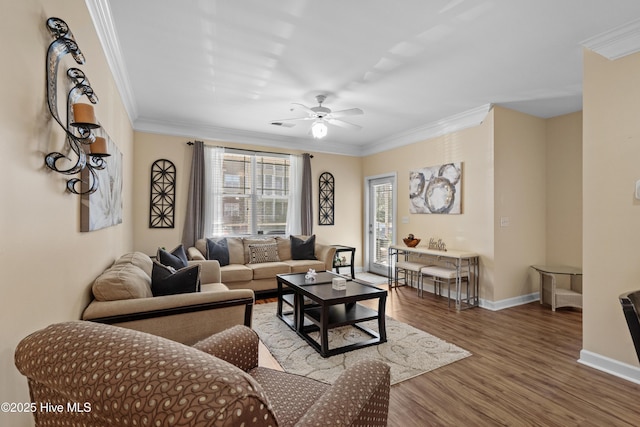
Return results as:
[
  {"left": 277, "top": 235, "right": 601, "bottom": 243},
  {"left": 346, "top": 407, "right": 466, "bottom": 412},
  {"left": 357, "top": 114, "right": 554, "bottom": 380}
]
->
[
  {"left": 480, "top": 292, "right": 540, "bottom": 311},
  {"left": 578, "top": 350, "right": 640, "bottom": 385},
  {"left": 366, "top": 276, "right": 542, "bottom": 312}
]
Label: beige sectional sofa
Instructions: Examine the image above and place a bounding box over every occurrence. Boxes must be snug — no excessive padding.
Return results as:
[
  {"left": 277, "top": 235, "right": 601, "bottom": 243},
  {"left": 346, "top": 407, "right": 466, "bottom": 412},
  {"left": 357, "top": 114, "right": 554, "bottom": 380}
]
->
[
  {"left": 82, "top": 252, "right": 254, "bottom": 345},
  {"left": 187, "top": 236, "right": 337, "bottom": 293}
]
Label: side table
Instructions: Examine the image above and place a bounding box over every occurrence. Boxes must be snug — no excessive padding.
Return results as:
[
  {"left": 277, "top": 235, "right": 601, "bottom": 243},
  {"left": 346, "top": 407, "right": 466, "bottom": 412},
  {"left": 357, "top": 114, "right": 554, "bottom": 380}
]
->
[{"left": 332, "top": 245, "right": 356, "bottom": 279}]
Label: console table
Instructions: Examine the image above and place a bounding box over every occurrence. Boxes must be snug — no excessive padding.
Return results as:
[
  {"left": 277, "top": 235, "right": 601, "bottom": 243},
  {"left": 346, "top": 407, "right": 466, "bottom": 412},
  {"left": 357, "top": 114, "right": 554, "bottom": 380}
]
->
[{"left": 388, "top": 245, "right": 480, "bottom": 310}]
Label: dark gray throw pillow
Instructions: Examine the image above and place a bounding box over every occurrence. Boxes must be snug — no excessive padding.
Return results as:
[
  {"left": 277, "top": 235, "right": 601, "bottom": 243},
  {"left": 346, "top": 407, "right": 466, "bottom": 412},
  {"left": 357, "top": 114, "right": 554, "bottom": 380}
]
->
[
  {"left": 206, "top": 238, "right": 230, "bottom": 266},
  {"left": 151, "top": 261, "right": 200, "bottom": 296},
  {"left": 157, "top": 244, "right": 188, "bottom": 270},
  {"left": 290, "top": 235, "right": 317, "bottom": 260}
]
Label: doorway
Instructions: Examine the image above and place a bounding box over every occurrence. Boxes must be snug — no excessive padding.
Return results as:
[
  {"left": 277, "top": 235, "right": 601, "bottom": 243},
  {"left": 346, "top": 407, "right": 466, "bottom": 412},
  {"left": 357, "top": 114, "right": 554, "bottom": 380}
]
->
[{"left": 365, "top": 174, "right": 396, "bottom": 276}]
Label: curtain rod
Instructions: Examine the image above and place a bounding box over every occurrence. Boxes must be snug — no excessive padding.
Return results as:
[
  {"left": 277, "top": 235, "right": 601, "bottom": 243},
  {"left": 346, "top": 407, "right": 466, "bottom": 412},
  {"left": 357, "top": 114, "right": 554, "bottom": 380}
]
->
[{"left": 186, "top": 141, "right": 313, "bottom": 158}]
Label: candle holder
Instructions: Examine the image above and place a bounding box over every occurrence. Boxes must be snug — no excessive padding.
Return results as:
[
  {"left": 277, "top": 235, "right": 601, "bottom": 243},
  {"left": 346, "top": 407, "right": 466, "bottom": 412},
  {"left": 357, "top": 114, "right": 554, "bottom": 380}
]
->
[{"left": 44, "top": 17, "right": 109, "bottom": 195}]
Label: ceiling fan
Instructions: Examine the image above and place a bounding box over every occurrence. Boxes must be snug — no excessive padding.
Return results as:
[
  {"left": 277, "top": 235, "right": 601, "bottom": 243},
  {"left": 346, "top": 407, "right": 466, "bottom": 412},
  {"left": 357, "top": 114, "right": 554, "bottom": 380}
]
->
[{"left": 271, "top": 94, "right": 364, "bottom": 139}]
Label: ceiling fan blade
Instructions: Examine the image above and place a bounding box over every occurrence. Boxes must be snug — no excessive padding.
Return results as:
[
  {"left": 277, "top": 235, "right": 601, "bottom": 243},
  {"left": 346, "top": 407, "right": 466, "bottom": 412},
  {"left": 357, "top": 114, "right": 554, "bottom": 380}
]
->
[
  {"left": 270, "top": 116, "right": 316, "bottom": 122},
  {"left": 270, "top": 121, "right": 296, "bottom": 128},
  {"left": 290, "top": 102, "right": 317, "bottom": 115},
  {"left": 326, "top": 108, "right": 364, "bottom": 119},
  {"left": 327, "top": 118, "right": 362, "bottom": 131}
]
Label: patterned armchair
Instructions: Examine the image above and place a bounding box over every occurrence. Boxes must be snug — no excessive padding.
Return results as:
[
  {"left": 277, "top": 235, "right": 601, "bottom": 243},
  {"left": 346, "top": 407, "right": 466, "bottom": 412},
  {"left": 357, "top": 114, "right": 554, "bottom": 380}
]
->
[{"left": 15, "top": 321, "right": 390, "bottom": 426}]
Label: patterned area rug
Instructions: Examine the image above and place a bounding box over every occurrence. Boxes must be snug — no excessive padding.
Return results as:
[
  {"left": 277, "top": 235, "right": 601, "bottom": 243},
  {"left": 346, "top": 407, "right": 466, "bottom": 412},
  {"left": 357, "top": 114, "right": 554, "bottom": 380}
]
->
[{"left": 253, "top": 302, "right": 471, "bottom": 385}]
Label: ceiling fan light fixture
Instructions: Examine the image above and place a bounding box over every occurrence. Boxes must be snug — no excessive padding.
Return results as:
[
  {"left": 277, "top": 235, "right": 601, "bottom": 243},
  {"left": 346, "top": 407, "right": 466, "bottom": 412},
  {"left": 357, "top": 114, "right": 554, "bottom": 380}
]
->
[{"left": 311, "top": 120, "right": 328, "bottom": 139}]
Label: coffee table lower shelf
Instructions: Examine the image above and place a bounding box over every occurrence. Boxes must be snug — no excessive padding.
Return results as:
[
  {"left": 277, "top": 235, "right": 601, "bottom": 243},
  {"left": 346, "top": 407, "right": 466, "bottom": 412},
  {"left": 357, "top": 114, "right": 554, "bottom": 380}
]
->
[{"left": 300, "top": 303, "right": 386, "bottom": 357}]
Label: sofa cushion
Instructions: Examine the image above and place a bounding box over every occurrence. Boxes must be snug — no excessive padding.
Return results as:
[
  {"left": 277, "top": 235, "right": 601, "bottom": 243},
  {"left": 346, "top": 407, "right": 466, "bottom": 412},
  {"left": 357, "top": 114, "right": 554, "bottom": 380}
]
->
[
  {"left": 248, "top": 243, "right": 280, "bottom": 264},
  {"left": 92, "top": 253, "right": 153, "bottom": 301},
  {"left": 243, "top": 238, "right": 277, "bottom": 264},
  {"left": 195, "top": 239, "right": 208, "bottom": 258},
  {"left": 220, "top": 264, "right": 254, "bottom": 283},
  {"left": 206, "top": 238, "right": 230, "bottom": 266},
  {"left": 151, "top": 261, "right": 201, "bottom": 297},
  {"left": 250, "top": 366, "right": 329, "bottom": 427},
  {"left": 248, "top": 262, "right": 290, "bottom": 280},
  {"left": 284, "top": 259, "right": 327, "bottom": 274},
  {"left": 200, "top": 283, "right": 230, "bottom": 293},
  {"left": 157, "top": 245, "right": 188, "bottom": 270},
  {"left": 291, "top": 235, "right": 317, "bottom": 260},
  {"left": 275, "top": 236, "right": 292, "bottom": 261},
  {"left": 225, "top": 237, "right": 244, "bottom": 265},
  {"left": 112, "top": 252, "right": 154, "bottom": 277}
]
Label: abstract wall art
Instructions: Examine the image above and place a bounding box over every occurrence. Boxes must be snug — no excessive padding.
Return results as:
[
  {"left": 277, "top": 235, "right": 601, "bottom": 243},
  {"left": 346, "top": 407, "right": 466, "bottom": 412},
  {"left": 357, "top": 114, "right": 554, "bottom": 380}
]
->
[
  {"left": 80, "top": 135, "right": 123, "bottom": 231},
  {"left": 409, "top": 162, "right": 462, "bottom": 214}
]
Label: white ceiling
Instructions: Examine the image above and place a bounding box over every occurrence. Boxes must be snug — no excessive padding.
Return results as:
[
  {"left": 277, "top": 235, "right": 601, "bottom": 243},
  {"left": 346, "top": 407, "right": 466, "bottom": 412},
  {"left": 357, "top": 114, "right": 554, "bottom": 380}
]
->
[{"left": 89, "top": 0, "right": 640, "bottom": 156}]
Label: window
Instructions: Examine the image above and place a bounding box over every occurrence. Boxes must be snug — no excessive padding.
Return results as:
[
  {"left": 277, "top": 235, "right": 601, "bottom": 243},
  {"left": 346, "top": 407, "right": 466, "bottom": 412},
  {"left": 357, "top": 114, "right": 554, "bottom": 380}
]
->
[{"left": 209, "top": 150, "right": 290, "bottom": 236}]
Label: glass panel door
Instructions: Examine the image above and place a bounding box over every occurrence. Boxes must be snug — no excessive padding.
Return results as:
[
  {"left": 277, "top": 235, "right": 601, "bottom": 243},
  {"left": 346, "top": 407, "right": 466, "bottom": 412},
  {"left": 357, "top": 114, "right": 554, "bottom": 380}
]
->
[{"left": 368, "top": 176, "right": 395, "bottom": 276}]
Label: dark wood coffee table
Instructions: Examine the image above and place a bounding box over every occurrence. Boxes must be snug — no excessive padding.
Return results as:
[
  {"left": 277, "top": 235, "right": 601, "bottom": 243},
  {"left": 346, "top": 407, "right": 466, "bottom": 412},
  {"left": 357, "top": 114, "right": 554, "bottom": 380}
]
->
[{"left": 276, "top": 271, "right": 387, "bottom": 357}]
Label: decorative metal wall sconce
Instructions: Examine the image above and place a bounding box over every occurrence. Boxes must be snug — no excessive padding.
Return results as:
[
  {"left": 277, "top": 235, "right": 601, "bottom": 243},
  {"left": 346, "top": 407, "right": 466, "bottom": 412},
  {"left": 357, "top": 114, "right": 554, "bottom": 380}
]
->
[
  {"left": 149, "top": 159, "right": 176, "bottom": 228},
  {"left": 319, "top": 172, "right": 335, "bottom": 225},
  {"left": 44, "top": 17, "right": 110, "bottom": 194}
]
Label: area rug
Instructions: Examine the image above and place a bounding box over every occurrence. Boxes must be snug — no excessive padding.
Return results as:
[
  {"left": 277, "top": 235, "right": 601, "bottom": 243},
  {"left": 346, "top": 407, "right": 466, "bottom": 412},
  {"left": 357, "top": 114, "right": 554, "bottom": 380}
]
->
[
  {"left": 355, "top": 272, "right": 389, "bottom": 286},
  {"left": 252, "top": 302, "right": 471, "bottom": 385}
]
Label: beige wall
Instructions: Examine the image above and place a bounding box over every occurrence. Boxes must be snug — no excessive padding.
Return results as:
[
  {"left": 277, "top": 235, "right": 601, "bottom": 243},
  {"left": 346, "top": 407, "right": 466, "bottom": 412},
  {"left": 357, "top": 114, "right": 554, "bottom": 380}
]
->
[
  {"left": 362, "top": 112, "right": 495, "bottom": 300},
  {"left": 583, "top": 49, "right": 640, "bottom": 366},
  {"left": 493, "top": 107, "right": 547, "bottom": 302},
  {"left": 132, "top": 132, "right": 363, "bottom": 264},
  {"left": 546, "top": 111, "right": 583, "bottom": 267},
  {"left": 0, "top": 1, "right": 134, "bottom": 425}
]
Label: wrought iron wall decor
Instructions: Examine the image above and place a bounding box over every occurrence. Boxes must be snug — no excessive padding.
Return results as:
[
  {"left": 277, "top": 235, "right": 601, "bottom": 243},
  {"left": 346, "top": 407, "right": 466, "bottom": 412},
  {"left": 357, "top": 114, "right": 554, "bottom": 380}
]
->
[
  {"left": 318, "top": 172, "right": 335, "bottom": 225},
  {"left": 149, "top": 159, "right": 176, "bottom": 228},
  {"left": 44, "top": 17, "right": 110, "bottom": 194}
]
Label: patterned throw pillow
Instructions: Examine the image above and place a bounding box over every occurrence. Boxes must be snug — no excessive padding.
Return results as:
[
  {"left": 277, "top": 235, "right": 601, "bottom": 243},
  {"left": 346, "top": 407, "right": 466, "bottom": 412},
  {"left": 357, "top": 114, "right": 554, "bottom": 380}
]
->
[{"left": 248, "top": 243, "right": 280, "bottom": 264}]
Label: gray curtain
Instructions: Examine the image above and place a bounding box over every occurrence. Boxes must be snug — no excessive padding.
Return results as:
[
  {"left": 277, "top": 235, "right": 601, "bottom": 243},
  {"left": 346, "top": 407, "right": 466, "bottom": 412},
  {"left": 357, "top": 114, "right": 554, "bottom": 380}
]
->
[
  {"left": 181, "top": 141, "right": 204, "bottom": 248},
  {"left": 301, "top": 153, "right": 313, "bottom": 235}
]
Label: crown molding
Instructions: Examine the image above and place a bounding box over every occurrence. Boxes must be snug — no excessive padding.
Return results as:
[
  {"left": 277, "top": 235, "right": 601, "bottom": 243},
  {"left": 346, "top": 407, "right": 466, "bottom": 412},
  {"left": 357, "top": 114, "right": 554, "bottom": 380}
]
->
[
  {"left": 581, "top": 18, "right": 640, "bottom": 60},
  {"left": 134, "top": 118, "right": 364, "bottom": 157},
  {"left": 359, "top": 103, "right": 493, "bottom": 156},
  {"left": 135, "top": 103, "right": 492, "bottom": 158},
  {"left": 85, "top": 0, "right": 138, "bottom": 123},
  {"left": 135, "top": 104, "right": 492, "bottom": 158}
]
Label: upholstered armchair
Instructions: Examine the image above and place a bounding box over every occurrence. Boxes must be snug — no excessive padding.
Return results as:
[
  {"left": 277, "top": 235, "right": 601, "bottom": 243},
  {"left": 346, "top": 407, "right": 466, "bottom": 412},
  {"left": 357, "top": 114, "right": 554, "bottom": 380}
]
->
[{"left": 15, "top": 321, "right": 390, "bottom": 426}]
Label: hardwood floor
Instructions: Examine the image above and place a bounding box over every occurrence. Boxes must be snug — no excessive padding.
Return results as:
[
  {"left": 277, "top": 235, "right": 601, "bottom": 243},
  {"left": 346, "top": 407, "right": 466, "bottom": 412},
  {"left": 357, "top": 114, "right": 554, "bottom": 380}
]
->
[{"left": 257, "top": 284, "right": 640, "bottom": 426}]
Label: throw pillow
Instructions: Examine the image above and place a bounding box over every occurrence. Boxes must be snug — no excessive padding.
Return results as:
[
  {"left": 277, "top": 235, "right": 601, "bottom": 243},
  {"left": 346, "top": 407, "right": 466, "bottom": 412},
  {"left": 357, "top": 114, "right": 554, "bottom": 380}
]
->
[
  {"left": 157, "top": 244, "right": 188, "bottom": 270},
  {"left": 248, "top": 243, "right": 280, "bottom": 264},
  {"left": 205, "top": 238, "right": 230, "bottom": 266},
  {"left": 151, "top": 261, "right": 201, "bottom": 297},
  {"left": 290, "top": 235, "right": 317, "bottom": 260}
]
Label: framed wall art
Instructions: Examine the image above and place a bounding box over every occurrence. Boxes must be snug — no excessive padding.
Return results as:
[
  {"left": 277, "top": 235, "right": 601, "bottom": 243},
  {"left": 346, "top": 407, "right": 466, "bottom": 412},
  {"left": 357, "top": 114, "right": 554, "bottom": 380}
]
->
[
  {"left": 81, "top": 135, "right": 123, "bottom": 231},
  {"left": 409, "top": 162, "right": 462, "bottom": 214}
]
